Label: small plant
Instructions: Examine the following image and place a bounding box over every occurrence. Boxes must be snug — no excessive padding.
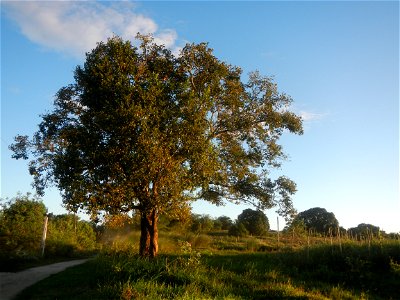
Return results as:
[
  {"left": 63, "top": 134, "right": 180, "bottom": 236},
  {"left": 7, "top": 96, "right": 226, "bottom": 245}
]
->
[
  {"left": 177, "top": 240, "right": 202, "bottom": 268},
  {"left": 390, "top": 258, "right": 400, "bottom": 275}
]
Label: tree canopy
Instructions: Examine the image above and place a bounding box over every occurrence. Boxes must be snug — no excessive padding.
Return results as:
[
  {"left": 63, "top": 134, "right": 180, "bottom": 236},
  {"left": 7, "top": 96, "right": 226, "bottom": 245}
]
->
[
  {"left": 294, "top": 207, "right": 339, "bottom": 235},
  {"left": 10, "top": 35, "right": 303, "bottom": 257},
  {"left": 237, "top": 208, "right": 270, "bottom": 236},
  {"left": 348, "top": 223, "right": 380, "bottom": 240},
  {"left": 0, "top": 193, "right": 47, "bottom": 254}
]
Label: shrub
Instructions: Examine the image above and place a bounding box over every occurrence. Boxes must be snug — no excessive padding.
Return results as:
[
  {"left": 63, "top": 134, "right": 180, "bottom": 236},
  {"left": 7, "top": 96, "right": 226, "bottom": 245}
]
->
[
  {"left": 0, "top": 193, "right": 47, "bottom": 257},
  {"left": 46, "top": 214, "right": 97, "bottom": 257},
  {"left": 192, "top": 234, "right": 212, "bottom": 249},
  {"left": 228, "top": 222, "right": 249, "bottom": 237}
]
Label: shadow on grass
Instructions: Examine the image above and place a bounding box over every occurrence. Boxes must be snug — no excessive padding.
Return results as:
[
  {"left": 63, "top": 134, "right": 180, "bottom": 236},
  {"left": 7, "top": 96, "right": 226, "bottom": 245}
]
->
[{"left": 204, "top": 243, "right": 400, "bottom": 299}]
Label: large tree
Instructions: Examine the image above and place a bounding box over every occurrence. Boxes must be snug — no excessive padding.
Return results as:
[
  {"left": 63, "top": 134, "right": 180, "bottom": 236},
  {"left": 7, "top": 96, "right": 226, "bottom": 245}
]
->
[
  {"left": 237, "top": 208, "right": 270, "bottom": 236},
  {"left": 294, "top": 207, "right": 339, "bottom": 235},
  {"left": 10, "top": 35, "right": 302, "bottom": 257}
]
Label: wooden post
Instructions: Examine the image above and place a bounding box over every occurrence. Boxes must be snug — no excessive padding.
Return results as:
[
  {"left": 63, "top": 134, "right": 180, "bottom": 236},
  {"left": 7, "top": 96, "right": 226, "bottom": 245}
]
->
[
  {"left": 41, "top": 216, "right": 48, "bottom": 257},
  {"left": 277, "top": 217, "right": 280, "bottom": 246}
]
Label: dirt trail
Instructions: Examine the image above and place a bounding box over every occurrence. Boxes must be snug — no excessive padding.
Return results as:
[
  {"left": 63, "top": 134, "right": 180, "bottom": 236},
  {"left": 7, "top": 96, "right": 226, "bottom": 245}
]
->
[{"left": 0, "top": 258, "right": 90, "bottom": 300}]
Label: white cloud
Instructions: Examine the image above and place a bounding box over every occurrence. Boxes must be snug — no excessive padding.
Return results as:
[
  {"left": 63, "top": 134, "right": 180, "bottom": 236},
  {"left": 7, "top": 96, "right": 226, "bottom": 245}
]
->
[
  {"left": 299, "top": 111, "right": 326, "bottom": 122},
  {"left": 4, "top": 1, "right": 179, "bottom": 58}
]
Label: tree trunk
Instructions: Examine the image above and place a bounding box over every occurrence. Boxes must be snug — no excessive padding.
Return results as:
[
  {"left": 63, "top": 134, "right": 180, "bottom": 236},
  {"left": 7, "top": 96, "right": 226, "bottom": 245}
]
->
[
  {"left": 139, "top": 212, "right": 150, "bottom": 257},
  {"left": 148, "top": 209, "right": 158, "bottom": 258},
  {"left": 139, "top": 209, "right": 159, "bottom": 258}
]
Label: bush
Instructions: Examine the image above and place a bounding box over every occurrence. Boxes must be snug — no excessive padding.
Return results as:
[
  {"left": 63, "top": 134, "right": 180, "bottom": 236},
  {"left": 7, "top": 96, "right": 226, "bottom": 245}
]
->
[
  {"left": 192, "top": 234, "right": 212, "bottom": 249},
  {"left": 46, "top": 214, "right": 97, "bottom": 257},
  {"left": 0, "top": 194, "right": 98, "bottom": 260},
  {"left": 0, "top": 194, "right": 47, "bottom": 257},
  {"left": 228, "top": 222, "right": 249, "bottom": 237}
]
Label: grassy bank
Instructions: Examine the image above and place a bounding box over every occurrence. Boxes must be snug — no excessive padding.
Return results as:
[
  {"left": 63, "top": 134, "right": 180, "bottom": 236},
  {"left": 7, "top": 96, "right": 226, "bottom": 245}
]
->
[{"left": 15, "top": 235, "right": 400, "bottom": 300}]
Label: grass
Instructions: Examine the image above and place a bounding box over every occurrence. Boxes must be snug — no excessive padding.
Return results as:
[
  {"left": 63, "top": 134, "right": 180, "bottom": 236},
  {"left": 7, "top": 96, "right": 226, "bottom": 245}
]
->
[
  {"left": 15, "top": 259, "right": 104, "bottom": 300},
  {"left": 14, "top": 233, "right": 400, "bottom": 299}
]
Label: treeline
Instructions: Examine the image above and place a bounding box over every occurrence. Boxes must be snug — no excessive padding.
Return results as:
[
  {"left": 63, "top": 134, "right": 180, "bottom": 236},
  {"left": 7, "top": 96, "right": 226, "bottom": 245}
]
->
[
  {"left": 103, "top": 206, "right": 398, "bottom": 241},
  {"left": 284, "top": 207, "right": 398, "bottom": 241},
  {"left": 1, "top": 194, "right": 398, "bottom": 264},
  {"left": 0, "top": 194, "right": 97, "bottom": 263}
]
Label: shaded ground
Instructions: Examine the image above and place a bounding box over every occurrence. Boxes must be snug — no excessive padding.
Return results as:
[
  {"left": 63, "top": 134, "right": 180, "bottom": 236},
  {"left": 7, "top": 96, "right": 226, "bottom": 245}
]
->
[{"left": 0, "top": 259, "right": 89, "bottom": 300}]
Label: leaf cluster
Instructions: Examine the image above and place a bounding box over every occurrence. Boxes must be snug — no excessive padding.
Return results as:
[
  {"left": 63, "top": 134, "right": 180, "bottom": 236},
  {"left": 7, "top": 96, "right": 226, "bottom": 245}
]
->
[{"left": 293, "top": 207, "right": 339, "bottom": 235}]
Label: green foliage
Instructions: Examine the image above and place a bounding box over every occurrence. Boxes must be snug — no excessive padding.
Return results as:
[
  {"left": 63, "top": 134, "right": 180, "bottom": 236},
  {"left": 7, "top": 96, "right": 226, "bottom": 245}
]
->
[
  {"left": 0, "top": 193, "right": 47, "bottom": 256},
  {"left": 284, "top": 217, "right": 308, "bottom": 236},
  {"left": 46, "top": 214, "right": 97, "bottom": 257},
  {"left": 228, "top": 222, "right": 249, "bottom": 237},
  {"left": 295, "top": 207, "right": 339, "bottom": 235},
  {"left": 237, "top": 208, "right": 269, "bottom": 236},
  {"left": 348, "top": 223, "right": 380, "bottom": 240},
  {"left": 190, "top": 214, "right": 214, "bottom": 233},
  {"left": 11, "top": 35, "right": 303, "bottom": 256},
  {"left": 0, "top": 194, "right": 97, "bottom": 268},
  {"left": 216, "top": 215, "right": 233, "bottom": 230}
]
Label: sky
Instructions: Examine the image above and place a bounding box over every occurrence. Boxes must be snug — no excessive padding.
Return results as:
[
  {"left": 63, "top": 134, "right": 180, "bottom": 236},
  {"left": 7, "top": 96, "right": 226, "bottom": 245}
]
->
[{"left": 1, "top": 1, "right": 399, "bottom": 233}]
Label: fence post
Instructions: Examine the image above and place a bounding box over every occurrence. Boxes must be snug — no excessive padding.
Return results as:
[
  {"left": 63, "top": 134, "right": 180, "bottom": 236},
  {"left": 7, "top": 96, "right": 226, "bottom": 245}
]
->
[
  {"left": 277, "top": 217, "right": 280, "bottom": 246},
  {"left": 41, "top": 216, "right": 48, "bottom": 257}
]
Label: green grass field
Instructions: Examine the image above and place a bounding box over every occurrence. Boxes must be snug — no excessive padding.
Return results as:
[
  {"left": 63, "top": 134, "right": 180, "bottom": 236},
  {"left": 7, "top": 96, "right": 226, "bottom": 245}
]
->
[{"left": 14, "top": 231, "right": 400, "bottom": 299}]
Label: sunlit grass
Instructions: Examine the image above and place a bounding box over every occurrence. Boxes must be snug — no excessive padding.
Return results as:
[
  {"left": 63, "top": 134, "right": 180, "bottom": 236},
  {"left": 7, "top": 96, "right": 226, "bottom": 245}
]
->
[{"left": 15, "top": 232, "right": 400, "bottom": 299}]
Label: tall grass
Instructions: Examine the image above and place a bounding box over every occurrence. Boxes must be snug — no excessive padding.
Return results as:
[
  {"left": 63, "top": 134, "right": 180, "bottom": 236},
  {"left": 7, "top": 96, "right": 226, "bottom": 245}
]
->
[{"left": 15, "top": 230, "right": 400, "bottom": 300}]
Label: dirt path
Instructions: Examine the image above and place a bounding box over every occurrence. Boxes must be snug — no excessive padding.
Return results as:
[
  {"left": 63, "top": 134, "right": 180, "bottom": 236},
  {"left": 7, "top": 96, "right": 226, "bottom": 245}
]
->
[{"left": 0, "top": 258, "right": 90, "bottom": 300}]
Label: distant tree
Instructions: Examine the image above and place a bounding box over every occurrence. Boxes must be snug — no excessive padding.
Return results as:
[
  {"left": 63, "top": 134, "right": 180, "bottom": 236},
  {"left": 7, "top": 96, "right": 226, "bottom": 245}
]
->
[
  {"left": 284, "top": 217, "right": 307, "bottom": 236},
  {"left": 386, "top": 232, "right": 400, "bottom": 240},
  {"left": 294, "top": 207, "right": 339, "bottom": 235},
  {"left": 213, "top": 218, "right": 223, "bottom": 230},
  {"left": 338, "top": 226, "right": 347, "bottom": 236},
  {"left": 0, "top": 194, "right": 47, "bottom": 255},
  {"left": 348, "top": 223, "right": 380, "bottom": 240},
  {"left": 216, "top": 216, "right": 233, "bottom": 230},
  {"left": 10, "top": 35, "right": 302, "bottom": 257},
  {"left": 191, "top": 214, "right": 214, "bottom": 233},
  {"left": 47, "top": 214, "right": 97, "bottom": 255},
  {"left": 228, "top": 222, "right": 249, "bottom": 237},
  {"left": 237, "top": 208, "right": 269, "bottom": 236}
]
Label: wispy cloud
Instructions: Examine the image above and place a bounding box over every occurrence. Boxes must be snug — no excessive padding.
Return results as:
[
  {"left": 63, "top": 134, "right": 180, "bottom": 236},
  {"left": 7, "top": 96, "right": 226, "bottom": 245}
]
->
[
  {"left": 4, "top": 1, "right": 179, "bottom": 58},
  {"left": 299, "top": 111, "right": 327, "bottom": 122}
]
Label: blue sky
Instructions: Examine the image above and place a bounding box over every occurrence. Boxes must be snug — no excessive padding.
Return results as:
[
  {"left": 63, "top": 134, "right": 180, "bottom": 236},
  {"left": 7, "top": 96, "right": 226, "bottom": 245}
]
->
[{"left": 1, "top": 1, "right": 399, "bottom": 232}]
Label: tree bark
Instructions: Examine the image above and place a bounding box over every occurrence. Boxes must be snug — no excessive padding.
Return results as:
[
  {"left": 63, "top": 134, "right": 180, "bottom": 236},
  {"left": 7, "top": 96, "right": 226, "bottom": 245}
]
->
[
  {"left": 139, "top": 212, "right": 150, "bottom": 257},
  {"left": 148, "top": 209, "right": 158, "bottom": 258},
  {"left": 139, "top": 209, "right": 159, "bottom": 258}
]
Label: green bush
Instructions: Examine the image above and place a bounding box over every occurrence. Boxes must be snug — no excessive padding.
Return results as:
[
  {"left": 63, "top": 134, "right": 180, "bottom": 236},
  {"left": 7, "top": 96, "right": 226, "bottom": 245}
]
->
[
  {"left": 0, "top": 194, "right": 47, "bottom": 257},
  {"left": 46, "top": 214, "right": 97, "bottom": 257},
  {"left": 0, "top": 194, "right": 97, "bottom": 260},
  {"left": 228, "top": 222, "right": 249, "bottom": 237}
]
